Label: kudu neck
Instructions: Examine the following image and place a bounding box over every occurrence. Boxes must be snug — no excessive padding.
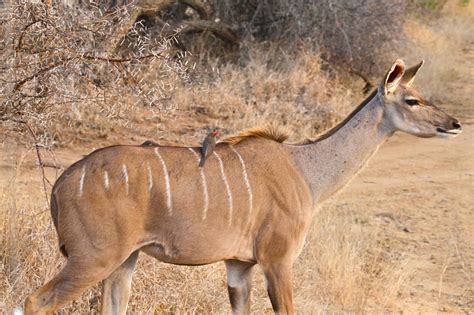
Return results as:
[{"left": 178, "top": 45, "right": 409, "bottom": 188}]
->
[{"left": 287, "top": 92, "right": 395, "bottom": 203}]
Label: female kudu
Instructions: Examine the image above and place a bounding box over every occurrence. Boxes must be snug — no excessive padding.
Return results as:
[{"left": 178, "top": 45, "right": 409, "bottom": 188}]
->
[{"left": 25, "top": 59, "right": 462, "bottom": 314}]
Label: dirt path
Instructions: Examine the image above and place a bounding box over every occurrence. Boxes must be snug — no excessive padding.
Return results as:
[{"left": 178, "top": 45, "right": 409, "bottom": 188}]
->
[{"left": 331, "top": 124, "right": 474, "bottom": 313}]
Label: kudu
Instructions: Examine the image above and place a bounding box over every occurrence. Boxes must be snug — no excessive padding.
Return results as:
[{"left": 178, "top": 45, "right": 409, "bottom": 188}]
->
[{"left": 25, "top": 59, "right": 462, "bottom": 314}]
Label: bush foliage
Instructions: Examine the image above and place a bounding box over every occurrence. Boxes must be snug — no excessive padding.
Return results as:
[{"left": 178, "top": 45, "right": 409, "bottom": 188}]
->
[{"left": 1, "top": 0, "right": 406, "bottom": 146}]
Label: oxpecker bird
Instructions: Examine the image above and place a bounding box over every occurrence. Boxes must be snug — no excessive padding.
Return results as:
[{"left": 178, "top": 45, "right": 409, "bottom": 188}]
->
[{"left": 199, "top": 130, "right": 220, "bottom": 167}]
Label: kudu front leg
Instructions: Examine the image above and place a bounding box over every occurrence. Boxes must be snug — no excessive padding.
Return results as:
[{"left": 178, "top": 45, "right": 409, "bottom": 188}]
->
[
  {"left": 261, "top": 262, "right": 295, "bottom": 315},
  {"left": 100, "top": 251, "right": 139, "bottom": 315},
  {"left": 225, "top": 260, "right": 255, "bottom": 315}
]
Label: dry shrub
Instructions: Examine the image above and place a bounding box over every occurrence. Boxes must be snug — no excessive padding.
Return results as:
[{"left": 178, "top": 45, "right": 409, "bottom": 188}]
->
[
  {"left": 0, "top": 1, "right": 188, "bottom": 146},
  {"left": 43, "top": 0, "right": 406, "bottom": 79},
  {"left": 1, "top": 1, "right": 358, "bottom": 148},
  {"left": 210, "top": 0, "right": 406, "bottom": 77},
  {"left": 167, "top": 47, "right": 354, "bottom": 142},
  {"left": 34, "top": 46, "right": 354, "bottom": 148},
  {"left": 0, "top": 0, "right": 407, "bottom": 148}
]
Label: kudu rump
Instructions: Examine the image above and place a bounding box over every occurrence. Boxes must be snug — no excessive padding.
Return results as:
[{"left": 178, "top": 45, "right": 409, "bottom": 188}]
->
[{"left": 25, "top": 60, "right": 462, "bottom": 314}]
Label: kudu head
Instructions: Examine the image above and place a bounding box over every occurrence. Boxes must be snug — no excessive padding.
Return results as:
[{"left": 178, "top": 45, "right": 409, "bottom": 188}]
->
[{"left": 379, "top": 59, "right": 462, "bottom": 138}]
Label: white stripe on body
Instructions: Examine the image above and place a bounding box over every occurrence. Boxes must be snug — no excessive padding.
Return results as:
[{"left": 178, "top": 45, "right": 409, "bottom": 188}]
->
[
  {"left": 79, "top": 165, "right": 86, "bottom": 196},
  {"left": 188, "top": 148, "right": 209, "bottom": 220},
  {"left": 213, "top": 151, "right": 234, "bottom": 225},
  {"left": 230, "top": 146, "right": 253, "bottom": 219},
  {"left": 104, "top": 171, "right": 110, "bottom": 190},
  {"left": 122, "top": 164, "right": 129, "bottom": 195},
  {"left": 155, "top": 147, "right": 173, "bottom": 215},
  {"left": 147, "top": 161, "right": 153, "bottom": 192}
]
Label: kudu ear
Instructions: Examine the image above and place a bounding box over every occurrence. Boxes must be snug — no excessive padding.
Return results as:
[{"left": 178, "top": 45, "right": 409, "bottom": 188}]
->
[
  {"left": 401, "top": 60, "right": 424, "bottom": 87},
  {"left": 383, "top": 59, "right": 406, "bottom": 95}
]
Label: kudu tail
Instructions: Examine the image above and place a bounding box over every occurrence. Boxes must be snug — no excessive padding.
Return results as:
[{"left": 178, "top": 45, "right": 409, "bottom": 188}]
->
[{"left": 50, "top": 193, "right": 68, "bottom": 257}]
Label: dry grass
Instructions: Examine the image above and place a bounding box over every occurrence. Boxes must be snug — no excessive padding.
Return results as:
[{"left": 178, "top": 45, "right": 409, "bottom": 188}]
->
[{"left": 294, "top": 204, "right": 414, "bottom": 314}]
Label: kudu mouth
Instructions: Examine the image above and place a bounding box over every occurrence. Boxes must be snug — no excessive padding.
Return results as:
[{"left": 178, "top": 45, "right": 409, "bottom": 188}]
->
[
  {"left": 433, "top": 116, "right": 462, "bottom": 137},
  {"left": 435, "top": 125, "right": 462, "bottom": 137}
]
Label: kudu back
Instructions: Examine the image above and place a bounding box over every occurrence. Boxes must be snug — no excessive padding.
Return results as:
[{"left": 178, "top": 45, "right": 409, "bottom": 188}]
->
[{"left": 25, "top": 59, "right": 462, "bottom": 314}]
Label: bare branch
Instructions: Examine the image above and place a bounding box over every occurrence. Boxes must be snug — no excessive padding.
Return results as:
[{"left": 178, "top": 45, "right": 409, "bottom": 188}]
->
[
  {"left": 180, "top": 20, "right": 239, "bottom": 45},
  {"left": 13, "top": 57, "right": 74, "bottom": 91},
  {"left": 25, "top": 123, "right": 50, "bottom": 209}
]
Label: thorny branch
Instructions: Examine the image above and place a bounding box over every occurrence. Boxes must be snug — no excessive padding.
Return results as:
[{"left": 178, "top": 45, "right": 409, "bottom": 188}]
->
[
  {"left": 13, "top": 57, "right": 74, "bottom": 91},
  {"left": 11, "top": 53, "right": 164, "bottom": 91},
  {"left": 1, "top": 1, "right": 189, "bottom": 142},
  {"left": 0, "top": 2, "right": 193, "bottom": 209}
]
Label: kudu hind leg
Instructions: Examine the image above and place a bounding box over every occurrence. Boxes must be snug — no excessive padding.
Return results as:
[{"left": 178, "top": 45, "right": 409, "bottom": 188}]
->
[
  {"left": 100, "top": 251, "right": 139, "bottom": 315},
  {"left": 261, "top": 262, "right": 295, "bottom": 315},
  {"left": 225, "top": 260, "right": 255, "bottom": 315},
  {"left": 25, "top": 257, "right": 126, "bottom": 314}
]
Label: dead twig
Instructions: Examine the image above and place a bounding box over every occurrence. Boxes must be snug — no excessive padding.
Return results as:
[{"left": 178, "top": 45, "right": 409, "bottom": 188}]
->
[
  {"left": 81, "top": 53, "right": 164, "bottom": 63},
  {"left": 40, "top": 162, "right": 62, "bottom": 170},
  {"left": 25, "top": 123, "right": 50, "bottom": 209}
]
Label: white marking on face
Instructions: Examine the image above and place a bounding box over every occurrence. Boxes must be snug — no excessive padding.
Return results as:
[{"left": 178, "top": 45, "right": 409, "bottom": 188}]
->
[
  {"left": 104, "top": 171, "right": 109, "bottom": 190},
  {"left": 155, "top": 147, "right": 173, "bottom": 215},
  {"left": 404, "top": 96, "right": 418, "bottom": 102},
  {"left": 122, "top": 164, "right": 129, "bottom": 195},
  {"left": 189, "top": 148, "right": 209, "bottom": 220},
  {"left": 147, "top": 161, "right": 153, "bottom": 192},
  {"left": 213, "top": 151, "right": 233, "bottom": 225},
  {"left": 79, "top": 165, "right": 86, "bottom": 196},
  {"left": 230, "top": 146, "right": 253, "bottom": 218}
]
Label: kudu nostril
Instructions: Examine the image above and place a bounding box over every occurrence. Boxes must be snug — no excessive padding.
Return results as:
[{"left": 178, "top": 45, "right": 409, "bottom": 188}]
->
[{"left": 452, "top": 120, "right": 462, "bottom": 130}]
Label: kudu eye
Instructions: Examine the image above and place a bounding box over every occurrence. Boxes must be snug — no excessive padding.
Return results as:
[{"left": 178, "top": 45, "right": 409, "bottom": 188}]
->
[{"left": 405, "top": 98, "right": 419, "bottom": 106}]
